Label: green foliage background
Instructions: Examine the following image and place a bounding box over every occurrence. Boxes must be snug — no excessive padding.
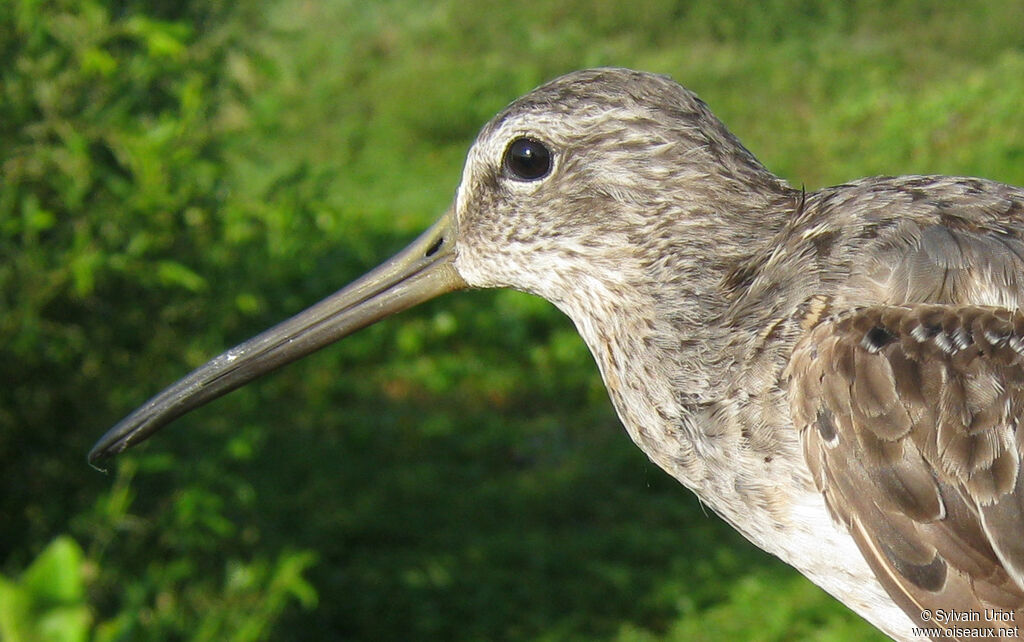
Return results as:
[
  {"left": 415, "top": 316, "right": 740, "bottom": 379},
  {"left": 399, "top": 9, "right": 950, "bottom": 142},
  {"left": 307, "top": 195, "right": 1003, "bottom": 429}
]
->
[{"left": 2, "top": 0, "right": 1022, "bottom": 639}]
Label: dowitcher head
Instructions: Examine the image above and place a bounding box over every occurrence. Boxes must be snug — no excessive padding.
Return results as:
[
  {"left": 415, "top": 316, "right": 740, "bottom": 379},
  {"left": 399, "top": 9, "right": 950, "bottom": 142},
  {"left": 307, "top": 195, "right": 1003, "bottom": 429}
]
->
[{"left": 88, "top": 67, "right": 793, "bottom": 463}]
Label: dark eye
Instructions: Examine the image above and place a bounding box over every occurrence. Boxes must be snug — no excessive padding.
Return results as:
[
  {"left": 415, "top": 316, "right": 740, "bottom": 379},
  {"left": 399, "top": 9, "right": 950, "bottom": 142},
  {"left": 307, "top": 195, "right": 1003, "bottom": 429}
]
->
[{"left": 503, "top": 137, "right": 552, "bottom": 181}]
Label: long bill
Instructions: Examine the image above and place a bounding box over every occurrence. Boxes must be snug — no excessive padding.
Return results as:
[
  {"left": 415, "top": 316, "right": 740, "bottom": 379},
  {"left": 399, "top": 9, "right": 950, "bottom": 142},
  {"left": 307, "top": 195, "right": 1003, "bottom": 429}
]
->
[{"left": 89, "top": 209, "right": 467, "bottom": 466}]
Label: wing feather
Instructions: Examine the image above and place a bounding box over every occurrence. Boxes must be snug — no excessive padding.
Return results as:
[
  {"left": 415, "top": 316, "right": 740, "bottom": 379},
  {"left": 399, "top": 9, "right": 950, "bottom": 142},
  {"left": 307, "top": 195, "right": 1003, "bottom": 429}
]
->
[{"left": 788, "top": 305, "right": 1024, "bottom": 640}]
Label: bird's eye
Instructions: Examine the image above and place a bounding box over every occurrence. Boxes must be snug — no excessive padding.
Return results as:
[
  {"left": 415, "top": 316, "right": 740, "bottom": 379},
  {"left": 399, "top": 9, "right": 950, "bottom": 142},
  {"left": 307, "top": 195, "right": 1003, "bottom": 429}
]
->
[{"left": 503, "top": 137, "right": 552, "bottom": 181}]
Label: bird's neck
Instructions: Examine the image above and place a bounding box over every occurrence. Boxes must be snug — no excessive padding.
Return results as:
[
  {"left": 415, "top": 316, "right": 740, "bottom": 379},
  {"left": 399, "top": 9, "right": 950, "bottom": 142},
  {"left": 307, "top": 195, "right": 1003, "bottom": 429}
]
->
[
  {"left": 656, "top": 184, "right": 807, "bottom": 400},
  {"left": 631, "top": 169, "right": 805, "bottom": 385},
  {"left": 557, "top": 180, "right": 810, "bottom": 490}
]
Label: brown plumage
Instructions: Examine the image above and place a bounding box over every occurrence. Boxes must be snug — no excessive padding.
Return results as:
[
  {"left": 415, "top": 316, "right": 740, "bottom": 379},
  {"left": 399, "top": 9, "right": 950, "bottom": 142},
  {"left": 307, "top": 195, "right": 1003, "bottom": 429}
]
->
[
  {"left": 91, "top": 68, "right": 1024, "bottom": 640},
  {"left": 788, "top": 306, "right": 1024, "bottom": 636}
]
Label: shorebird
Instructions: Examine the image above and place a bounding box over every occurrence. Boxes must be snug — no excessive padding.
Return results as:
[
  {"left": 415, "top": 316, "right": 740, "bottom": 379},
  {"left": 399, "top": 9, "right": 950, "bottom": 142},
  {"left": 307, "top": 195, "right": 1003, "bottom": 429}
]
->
[{"left": 91, "top": 68, "right": 1024, "bottom": 641}]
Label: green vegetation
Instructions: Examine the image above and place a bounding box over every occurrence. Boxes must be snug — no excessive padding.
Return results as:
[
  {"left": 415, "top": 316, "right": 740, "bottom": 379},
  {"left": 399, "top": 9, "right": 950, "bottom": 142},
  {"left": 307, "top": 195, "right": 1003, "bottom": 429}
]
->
[{"left": 2, "top": 1, "right": 1021, "bottom": 639}]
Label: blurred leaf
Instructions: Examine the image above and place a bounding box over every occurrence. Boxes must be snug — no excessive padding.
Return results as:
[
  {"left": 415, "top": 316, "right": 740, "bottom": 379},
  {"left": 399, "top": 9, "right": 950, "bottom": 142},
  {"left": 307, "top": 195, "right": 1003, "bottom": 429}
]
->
[
  {"left": 0, "top": 575, "right": 31, "bottom": 641},
  {"left": 157, "top": 260, "right": 208, "bottom": 292},
  {"left": 123, "top": 15, "right": 190, "bottom": 60},
  {"left": 22, "top": 537, "right": 85, "bottom": 605},
  {"left": 0, "top": 537, "right": 92, "bottom": 642}
]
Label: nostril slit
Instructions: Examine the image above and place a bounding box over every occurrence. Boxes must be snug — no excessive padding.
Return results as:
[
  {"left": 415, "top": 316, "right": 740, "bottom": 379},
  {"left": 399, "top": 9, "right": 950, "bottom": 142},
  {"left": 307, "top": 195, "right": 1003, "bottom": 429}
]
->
[{"left": 425, "top": 237, "right": 444, "bottom": 258}]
